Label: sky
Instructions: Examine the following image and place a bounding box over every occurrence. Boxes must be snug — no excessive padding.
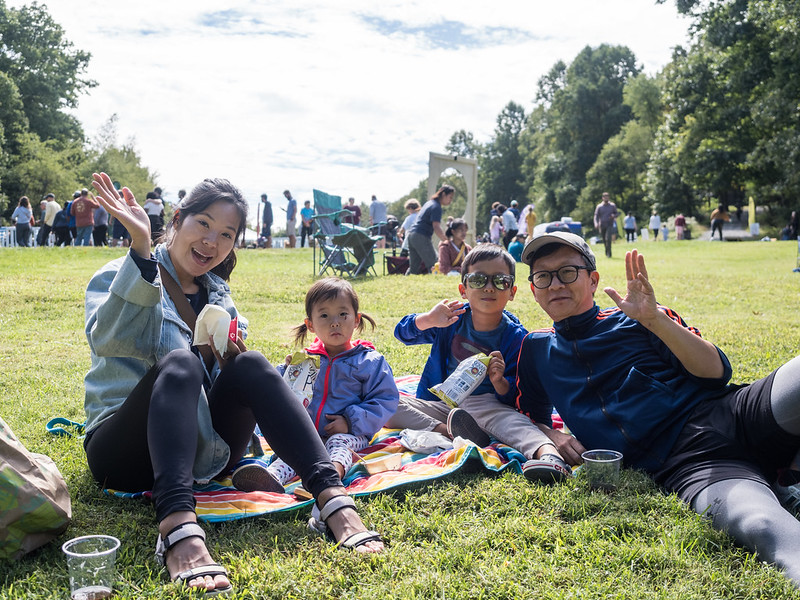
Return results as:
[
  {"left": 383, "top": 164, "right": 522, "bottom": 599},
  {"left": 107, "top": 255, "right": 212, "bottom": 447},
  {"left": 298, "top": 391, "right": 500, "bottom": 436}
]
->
[{"left": 12, "top": 1, "right": 690, "bottom": 222}]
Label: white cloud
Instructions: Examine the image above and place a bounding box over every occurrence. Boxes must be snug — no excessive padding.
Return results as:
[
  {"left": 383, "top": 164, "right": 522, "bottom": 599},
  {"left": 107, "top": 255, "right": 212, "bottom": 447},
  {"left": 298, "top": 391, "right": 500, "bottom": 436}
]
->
[{"left": 11, "top": 0, "right": 689, "bottom": 222}]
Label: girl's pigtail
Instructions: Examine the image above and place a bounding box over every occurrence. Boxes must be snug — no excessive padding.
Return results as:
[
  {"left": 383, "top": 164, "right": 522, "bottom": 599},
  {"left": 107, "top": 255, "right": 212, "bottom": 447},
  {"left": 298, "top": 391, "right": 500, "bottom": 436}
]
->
[
  {"left": 356, "top": 312, "right": 377, "bottom": 334},
  {"left": 291, "top": 322, "right": 309, "bottom": 346}
]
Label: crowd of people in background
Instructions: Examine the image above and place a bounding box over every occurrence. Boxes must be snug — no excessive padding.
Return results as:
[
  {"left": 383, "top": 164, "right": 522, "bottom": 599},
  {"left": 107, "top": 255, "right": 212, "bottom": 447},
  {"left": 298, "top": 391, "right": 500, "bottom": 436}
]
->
[
  {"left": 5, "top": 186, "right": 165, "bottom": 248},
  {"left": 8, "top": 185, "right": 798, "bottom": 253}
]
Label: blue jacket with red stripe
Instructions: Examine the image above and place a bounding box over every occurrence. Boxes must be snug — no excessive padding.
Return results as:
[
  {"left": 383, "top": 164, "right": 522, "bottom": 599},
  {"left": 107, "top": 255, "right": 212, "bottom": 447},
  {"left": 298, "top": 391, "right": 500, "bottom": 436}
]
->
[
  {"left": 285, "top": 338, "right": 399, "bottom": 439},
  {"left": 515, "top": 303, "right": 732, "bottom": 472}
]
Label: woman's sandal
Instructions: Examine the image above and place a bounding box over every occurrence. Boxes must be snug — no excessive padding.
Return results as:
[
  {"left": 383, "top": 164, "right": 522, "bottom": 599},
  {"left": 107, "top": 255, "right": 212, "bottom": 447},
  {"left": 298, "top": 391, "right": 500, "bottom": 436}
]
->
[
  {"left": 307, "top": 495, "right": 383, "bottom": 551},
  {"left": 154, "top": 522, "right": 233, "bottom": 596}
]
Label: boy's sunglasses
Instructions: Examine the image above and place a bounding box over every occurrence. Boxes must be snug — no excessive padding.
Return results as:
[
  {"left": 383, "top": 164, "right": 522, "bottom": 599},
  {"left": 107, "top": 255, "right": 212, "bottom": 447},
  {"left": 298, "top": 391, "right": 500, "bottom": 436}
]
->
[{"left": 462, "top": 272, "right": 515, "bottom": 290}]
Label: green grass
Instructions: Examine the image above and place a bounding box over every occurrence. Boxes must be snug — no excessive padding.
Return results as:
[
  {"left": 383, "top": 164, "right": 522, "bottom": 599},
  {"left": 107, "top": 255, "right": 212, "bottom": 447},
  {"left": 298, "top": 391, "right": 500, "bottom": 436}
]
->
[{"left": 2, "top": 239, "right": 800, "bottom": 599}]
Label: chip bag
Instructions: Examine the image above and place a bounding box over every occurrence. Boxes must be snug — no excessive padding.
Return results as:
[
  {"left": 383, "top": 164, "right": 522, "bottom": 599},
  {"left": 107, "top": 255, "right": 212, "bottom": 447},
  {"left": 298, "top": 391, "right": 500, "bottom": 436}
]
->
[
  {"left": 429, "top": 353, "right": 491, "bottom": 408},
  {"left": 282, "top": 352, "right": 320, "bottom": 408}
]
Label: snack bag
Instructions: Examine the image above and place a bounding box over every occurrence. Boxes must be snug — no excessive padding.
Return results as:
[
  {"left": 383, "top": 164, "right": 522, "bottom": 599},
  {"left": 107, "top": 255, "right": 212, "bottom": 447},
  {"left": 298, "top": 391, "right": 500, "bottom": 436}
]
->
[
  {"left": 429, "top": 353, "right": 491, "bottom": 408},
  {"left": 283, "top": 351, "right": 320, "bottom": 408}
]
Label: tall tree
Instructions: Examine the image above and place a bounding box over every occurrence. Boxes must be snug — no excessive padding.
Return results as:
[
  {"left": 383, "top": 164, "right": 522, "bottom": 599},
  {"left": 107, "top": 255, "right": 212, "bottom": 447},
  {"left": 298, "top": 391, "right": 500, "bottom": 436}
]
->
[
  {"left": 0, "top": 0, "right": 95, "bottom": 142},
  {"left": 580, "top": 74, "right": 665, "bottom": 224},
  {"left": 520, "top": 45, "right": 640, "bottom": 222},
  {"left": 478, "top": 102, "right": 526, "bottom": 230}
]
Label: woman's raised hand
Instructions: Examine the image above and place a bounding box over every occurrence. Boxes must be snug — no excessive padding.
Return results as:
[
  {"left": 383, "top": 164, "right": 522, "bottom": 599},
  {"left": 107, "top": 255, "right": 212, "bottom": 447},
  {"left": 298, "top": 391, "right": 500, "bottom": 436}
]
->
[{"left": 91, "top": 172, "right": 152, "bottom": 257}]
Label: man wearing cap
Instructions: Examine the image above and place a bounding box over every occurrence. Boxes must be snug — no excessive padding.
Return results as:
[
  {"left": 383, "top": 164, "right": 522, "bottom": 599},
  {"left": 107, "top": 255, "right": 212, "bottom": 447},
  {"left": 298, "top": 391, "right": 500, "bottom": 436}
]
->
[
  {"left": 515, "top": 231, "right": 800, "bottom": 585},
  {"left": 593, "top": 192, "right": 618, "bottom": 258}
]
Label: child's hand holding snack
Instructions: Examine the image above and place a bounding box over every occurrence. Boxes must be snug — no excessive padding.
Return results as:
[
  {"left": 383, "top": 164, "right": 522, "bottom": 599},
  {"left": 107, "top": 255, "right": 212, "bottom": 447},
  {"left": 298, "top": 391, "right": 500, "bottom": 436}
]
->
[{"left": 487, "top": 350, "right": 509, "bottom": 396}]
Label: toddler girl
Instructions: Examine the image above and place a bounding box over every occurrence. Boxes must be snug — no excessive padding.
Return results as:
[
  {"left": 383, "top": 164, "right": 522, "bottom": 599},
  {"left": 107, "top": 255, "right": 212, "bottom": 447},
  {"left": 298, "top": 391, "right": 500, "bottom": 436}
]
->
[{"left": 233, "top": 277, "right": 398, "bottom": 492}]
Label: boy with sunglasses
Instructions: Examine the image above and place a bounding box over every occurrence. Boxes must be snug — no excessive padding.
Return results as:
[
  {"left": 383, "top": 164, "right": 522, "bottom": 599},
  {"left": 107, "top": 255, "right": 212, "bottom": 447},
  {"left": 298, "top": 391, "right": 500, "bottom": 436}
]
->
[{"left": 388, "top": 244, "right": 572, "bottom": 484}]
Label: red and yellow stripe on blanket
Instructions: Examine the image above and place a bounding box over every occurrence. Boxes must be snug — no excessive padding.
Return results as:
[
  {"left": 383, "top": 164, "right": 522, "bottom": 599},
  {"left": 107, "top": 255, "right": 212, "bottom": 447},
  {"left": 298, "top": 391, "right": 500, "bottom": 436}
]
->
[{"left": 105, "top": 374, "right": 557, "bottom": 522}]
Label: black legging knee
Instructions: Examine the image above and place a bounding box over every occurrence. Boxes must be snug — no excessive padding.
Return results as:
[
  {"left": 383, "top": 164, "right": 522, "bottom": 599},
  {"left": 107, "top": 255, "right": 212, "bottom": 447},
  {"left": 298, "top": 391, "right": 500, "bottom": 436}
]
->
[
  {"left": 85, "top": 348, "right": 341, "bottom": 522},
  {"left": 209, "top": 351, "right": 340, "bottom": 497}
]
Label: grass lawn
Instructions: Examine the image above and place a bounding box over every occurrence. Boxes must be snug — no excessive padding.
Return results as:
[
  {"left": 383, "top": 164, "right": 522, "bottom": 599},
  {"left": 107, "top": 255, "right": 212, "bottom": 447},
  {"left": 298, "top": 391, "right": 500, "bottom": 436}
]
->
[{"left": 2, "top": 239, "right": 800, "bottom": 599}]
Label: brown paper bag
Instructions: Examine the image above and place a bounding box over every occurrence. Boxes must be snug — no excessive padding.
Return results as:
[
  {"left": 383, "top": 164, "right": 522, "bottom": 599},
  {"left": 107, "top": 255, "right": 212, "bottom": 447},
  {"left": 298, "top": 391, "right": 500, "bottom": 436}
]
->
[{"left": 0, "top": 416, "right": 72, "bottom": 559}]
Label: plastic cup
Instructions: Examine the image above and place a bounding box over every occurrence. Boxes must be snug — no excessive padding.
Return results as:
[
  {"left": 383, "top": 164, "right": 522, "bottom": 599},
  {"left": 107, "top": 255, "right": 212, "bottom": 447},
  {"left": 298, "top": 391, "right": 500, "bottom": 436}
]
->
[
  {"left": 581, "top": 449, "right": 623, "bottom": 491},
  {"left": 62, "top": 535, "right": 120, "bottom": 600}
]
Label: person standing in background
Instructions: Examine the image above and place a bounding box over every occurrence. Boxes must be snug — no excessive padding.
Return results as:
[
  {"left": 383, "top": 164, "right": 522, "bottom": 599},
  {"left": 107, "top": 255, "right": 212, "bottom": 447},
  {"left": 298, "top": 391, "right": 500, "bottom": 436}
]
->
[
  {"left": 300, "top": 200, "right": 314, "bottom": 248},
  {"left": 39, "top": 193, "right": 60, "bottom": 247},
  {"left": 72, "top": 188, "right": 100, "bottom": 246},
  {"left": 501, "top": 204, "right": 519, "bottom": 249},
  {"left": 649, "top": 210, "right": 662, "bottom": 242},
  {"left": 93, "top": 203, "right": 109, "bottom": 246},
  {"left": 342, "top": 197, "right": 362, "bottom": 226},
  {"left": 623, "top": 212, "right": 637, "bottom": 242},
  {"left": 11, "top": 196, "right": 33, "bottom": 247},
  {"left": 407, "top": 185, "right": 454, "bottom": 274},
  {"left": 143, "top": 192, "right": 164, "bottom": 245},
  {"left": 709, "top": 204, "right": 730, "bottom": 242},
  {"left": 260, "top": 194, "right": 273, "bottom": 248},
  {"left": 674, "top": 213, "right": 686, "bottom": 240},
  {"left": 593, "top": 192, "right": 618, "bottom": 258},
  {"left": 284, "top": 190, "right": 297, "bottom": 248},
  {"left": 369, "top": 195, "right": 388, "bottom": 249}
]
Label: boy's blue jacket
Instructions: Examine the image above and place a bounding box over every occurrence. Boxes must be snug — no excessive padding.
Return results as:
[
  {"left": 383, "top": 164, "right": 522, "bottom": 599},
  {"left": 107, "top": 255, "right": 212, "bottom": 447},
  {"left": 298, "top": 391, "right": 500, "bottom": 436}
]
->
[
  {"left": 280, "top": 337, "right": 398, "bottom": 439},
  {"left": 394, "top": 304, "right": 528, "bottom": 405},
  {"left": 515, "top": 304, "right": 733, "bottom": 473}
]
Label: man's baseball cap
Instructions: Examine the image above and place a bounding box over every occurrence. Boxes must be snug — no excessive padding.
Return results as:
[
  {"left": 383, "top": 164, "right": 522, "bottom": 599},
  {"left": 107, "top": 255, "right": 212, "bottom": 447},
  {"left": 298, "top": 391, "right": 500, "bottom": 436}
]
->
[
  {"left": 44, "top": 193, "right": 55, "bottom": 199},
  {"left": 521, "top": 231, "right": 596, "bottom": 270}
]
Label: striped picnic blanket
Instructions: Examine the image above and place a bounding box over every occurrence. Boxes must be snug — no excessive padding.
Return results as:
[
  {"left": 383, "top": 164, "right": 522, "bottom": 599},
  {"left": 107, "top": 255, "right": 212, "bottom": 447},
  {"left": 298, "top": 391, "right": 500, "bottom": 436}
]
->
[{"left": 105, "top": 375, "right": 532, "bottom": 523}]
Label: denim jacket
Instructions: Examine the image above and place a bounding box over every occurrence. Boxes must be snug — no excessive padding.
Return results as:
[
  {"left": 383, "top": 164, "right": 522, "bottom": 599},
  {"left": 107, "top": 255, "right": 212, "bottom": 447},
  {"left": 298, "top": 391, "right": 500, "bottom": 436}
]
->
[{"left": 83, "top": 244, "right": 247, "bottom": 483}]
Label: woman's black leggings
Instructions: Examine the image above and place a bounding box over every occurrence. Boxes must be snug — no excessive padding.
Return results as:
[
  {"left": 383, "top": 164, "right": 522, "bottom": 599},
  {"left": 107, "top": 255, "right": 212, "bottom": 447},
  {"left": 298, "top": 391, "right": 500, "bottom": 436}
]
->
[{"left": 84, "top": 349, "right": 341, "bottom": 522}]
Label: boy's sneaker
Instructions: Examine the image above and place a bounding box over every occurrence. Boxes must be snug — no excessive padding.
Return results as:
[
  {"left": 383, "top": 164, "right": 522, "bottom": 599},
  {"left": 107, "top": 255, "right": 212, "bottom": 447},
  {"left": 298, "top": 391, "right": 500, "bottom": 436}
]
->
[
  {"left": 446, "top": 408, "right": 490, "bottom": 447},
  {"left": 231, "top": 459, "right": 286, "bottom": 493},
  {"left": 522, "top": 453, "right": 572, "bottom": 484}
]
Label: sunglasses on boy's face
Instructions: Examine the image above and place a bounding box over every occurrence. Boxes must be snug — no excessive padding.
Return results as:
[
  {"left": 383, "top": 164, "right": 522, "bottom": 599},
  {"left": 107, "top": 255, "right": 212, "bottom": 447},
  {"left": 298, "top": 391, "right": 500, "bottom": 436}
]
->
[{"left": 462, "top": 272, "right": 515, "bottom": 290}]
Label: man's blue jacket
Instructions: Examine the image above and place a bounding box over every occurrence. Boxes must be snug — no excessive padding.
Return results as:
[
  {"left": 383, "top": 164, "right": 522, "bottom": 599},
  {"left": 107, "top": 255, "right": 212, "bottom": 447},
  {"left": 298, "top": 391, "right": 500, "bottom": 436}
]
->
[{"left": 516, "top": 304, "right": 733, "bottom": 472}]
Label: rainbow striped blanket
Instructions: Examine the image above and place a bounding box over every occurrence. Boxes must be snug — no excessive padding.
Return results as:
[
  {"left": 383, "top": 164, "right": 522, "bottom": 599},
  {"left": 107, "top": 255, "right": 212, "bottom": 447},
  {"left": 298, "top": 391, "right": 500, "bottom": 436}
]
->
[{"left": 105, "top": 375, "right": 530, "bottom": 523}]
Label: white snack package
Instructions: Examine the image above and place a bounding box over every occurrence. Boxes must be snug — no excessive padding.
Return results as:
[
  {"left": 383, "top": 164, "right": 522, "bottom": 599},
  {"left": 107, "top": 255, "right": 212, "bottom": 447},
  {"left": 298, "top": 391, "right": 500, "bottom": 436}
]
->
[
  {"left": 282, "top": 351, "right": 320, "bottom": 408},
  {"left": 429, "top": 353, "right": 491, "bottom": 408},
  {"left": 193, "top": 304, "right": 235, "bottom": 356}
]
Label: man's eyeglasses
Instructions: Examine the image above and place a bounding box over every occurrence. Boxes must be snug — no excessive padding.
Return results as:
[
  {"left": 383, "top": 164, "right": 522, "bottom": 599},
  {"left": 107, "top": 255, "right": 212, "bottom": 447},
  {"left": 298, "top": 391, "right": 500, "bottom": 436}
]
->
[
  {"left": 528, "top": 265, "right": 592, "bottom": 289},
  {"left": 462, "top": 272, "right": 515, "bottom": 290}
]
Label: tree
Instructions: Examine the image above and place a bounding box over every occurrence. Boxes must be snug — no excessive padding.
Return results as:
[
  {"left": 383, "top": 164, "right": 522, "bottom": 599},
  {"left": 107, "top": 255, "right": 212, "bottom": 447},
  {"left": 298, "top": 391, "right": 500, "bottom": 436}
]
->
[
  {"left": 478, "top": 102, "right": 526, "bottom": 230},
  {"left": 83, "top": 115, "right": 158, "bottom": 202},
  {"left": 0, "top": 0, "right": 95, "bottom": 142},
  {"left": 520, "top": 45, "right": 640, "bottom": 222},
  {"left": 579, "top": 74, "right": 664, "bottom": 224}
]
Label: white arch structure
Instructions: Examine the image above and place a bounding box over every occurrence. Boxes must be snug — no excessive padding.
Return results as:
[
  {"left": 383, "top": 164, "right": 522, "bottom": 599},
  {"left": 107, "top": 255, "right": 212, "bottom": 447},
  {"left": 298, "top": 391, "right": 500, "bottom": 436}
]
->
[{"left": 427, "top": 152, "right": 478, "bottom": 245}]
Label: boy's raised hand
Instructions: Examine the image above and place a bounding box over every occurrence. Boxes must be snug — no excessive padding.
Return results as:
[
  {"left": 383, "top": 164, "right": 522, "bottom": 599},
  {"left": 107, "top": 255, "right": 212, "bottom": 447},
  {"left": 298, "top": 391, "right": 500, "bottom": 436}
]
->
[
  {"left": 487, "top": 350, "right": 510, "bottom": 396},
  {"left": 415, "top": 299, "right": 466, "bottom": 331}
]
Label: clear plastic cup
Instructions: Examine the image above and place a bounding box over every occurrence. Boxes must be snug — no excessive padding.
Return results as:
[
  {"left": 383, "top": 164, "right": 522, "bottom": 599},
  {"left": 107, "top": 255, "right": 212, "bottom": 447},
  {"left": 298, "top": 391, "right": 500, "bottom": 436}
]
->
[
  {"left": 581, "top": 449, "right": 623, "bottom": 491},
  {"left": 62, "top": 535, "right": 120, "bottom": 600}
]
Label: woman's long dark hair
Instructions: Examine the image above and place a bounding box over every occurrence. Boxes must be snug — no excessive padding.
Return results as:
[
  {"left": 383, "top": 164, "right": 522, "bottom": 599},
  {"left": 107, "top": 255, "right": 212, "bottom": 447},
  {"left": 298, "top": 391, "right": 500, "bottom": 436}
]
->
[
  {"left": 432, "top": 185, "right": 455, "bottom": 202},
  {"left": 163, "top": 178, "right": 248, "bottom": 281}
]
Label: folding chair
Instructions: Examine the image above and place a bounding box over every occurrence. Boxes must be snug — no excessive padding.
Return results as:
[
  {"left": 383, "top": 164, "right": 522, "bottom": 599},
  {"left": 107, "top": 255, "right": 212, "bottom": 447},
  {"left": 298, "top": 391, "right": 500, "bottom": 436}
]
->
[
  {"left": 331, "top": 226, "right": 382, "bottom": 278},
  {"left": 311, "top": 189, "right": 349, "bottom": 276}
]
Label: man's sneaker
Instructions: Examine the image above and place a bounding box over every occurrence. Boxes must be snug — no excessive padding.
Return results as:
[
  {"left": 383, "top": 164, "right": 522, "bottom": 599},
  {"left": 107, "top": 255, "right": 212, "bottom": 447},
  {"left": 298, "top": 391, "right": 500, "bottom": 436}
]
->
[
  {"left": 774, "top": 469, "right": 800, "bottom": 516},
  {"left": 522, "top": 453, "right": 572, "bottom": 484},
  {"left": 231, "top": 459, "right": 286, "bottom": 493},
  {"left": 446, "top": 408, "right": 490, "bottom": 447}
]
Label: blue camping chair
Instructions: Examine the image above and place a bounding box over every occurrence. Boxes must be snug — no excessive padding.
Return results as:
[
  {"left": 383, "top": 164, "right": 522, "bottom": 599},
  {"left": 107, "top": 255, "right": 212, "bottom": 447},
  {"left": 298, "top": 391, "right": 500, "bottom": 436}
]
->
[{"left": 310, "top": 190, "right": 382, "bottom": 278}]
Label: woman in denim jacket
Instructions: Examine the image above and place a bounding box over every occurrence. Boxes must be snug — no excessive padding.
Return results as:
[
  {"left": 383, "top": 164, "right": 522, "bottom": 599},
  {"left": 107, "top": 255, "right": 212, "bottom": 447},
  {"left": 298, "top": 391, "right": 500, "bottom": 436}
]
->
[{"left": 83, "top": 173, "right": 383, "bottom": 596}]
